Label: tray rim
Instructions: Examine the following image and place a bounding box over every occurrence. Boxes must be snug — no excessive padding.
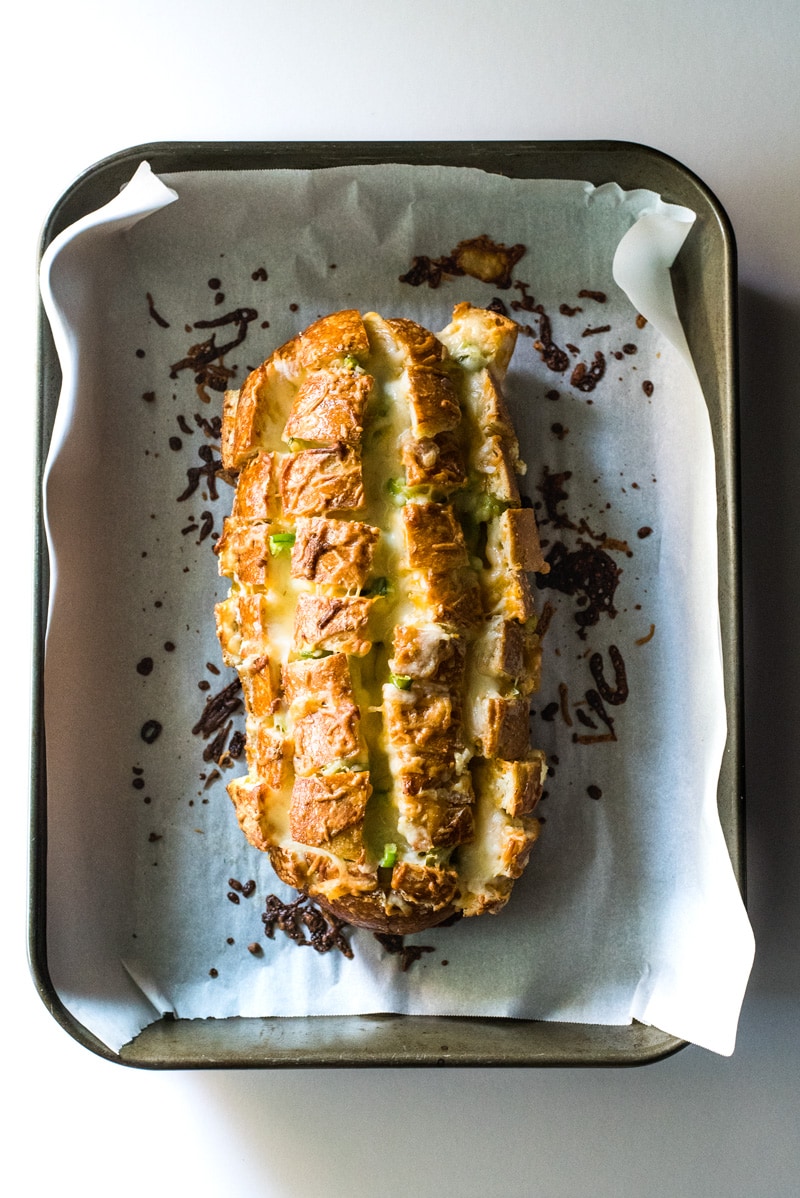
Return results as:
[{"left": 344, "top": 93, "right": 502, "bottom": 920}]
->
[{"left": 30, "top": 138, "right": 742, "bottom": 1069}]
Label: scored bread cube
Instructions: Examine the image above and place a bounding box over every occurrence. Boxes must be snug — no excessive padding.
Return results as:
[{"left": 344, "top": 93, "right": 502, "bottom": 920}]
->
[
  {"left": 475, "top": 371, "right": 517, "bottom": 441},
  {"left": 292, "top": 705, "right": 364, "bottom": 776},
  {"left": 402, "top": 501, "right": 469, "bottom": 572},
  {"left": 482, "top": 569, "right": 536, "bottom": 622},
  {"left": 222, "top": 311, "right": 370, "bottom": 469},
  {"left": 486, "top": 507, "right": 547, "bottom": 574},
  {"left": 401, "top": 430, "right": 467, "bottom": 492},
  {"left": 437, "top": 301, "right": 519, "bottom": 380},
  {"left": 406, "top": 367, "right": 462, "bottom": 437},
  {"left": 283, "top": 367, "right": 372, "bottom": 445},
  {"left": 383, "top": 317, "right": 448, "bottom": 369},
  {"left": 383, "top": 684, "right": 460, "bottom": 757},
  {"left": 214, "top": 517, "right": 271, "bottom": 587},
  {"left": 295, "top": 309, "right": 371, "bottom": 370},
  {"left": 215, "top": 593, "right": 270, "bottom": 667},
  {"left": 289, "top": 772, "right": 371, "bottom": 859},
  {"left": 292, "top": 594, "right": 374, "bottom": 657},
  {"left": 244, "top": 718, "right": 288, "bottom": 789},
  {"left": 473, "top": 435, "right": 521, "bottom": 504},
  {"left": 226, "top": 777, "right": 272, "bottom": 854},
  {"left": 416, "top": 567, "right": 483, "bottom": 630},
  {"left": 279, "top": 443, "right": 364, "bottom": 516},
  {"left": 397, "top": 775, "right": 475, "bottom": 851},
  {"left": 472, "top": 755, "right": 547, "bottom": 819},
  {"left": 399, "top": 796, "right": 475, "bottom": 851},
  {"left": 476, "top": 617, "right": 526, "bottom": 679},
  {"left": 282, "top": 652, "right": 355, "bottom": 710},
  {"left": 476, "top": 616, "right": 541, "bottom": 693},
  {"left": 239, "top": 654, "right": 278, "bottom": 717},
  {"left": 231, "top": 451, "right": 276, "bottom": 519},
  {"left": 222, "top": 348, "right": 297, "bottom": 470},
  {"left": 471, "top": 694, "right": 531, "bottom": 760},
  {"left": 389, "top": 625, "right": 466, "bottom": 688},
  {"left": 291, "top": 516, "right": 380, "bottom": 591}
]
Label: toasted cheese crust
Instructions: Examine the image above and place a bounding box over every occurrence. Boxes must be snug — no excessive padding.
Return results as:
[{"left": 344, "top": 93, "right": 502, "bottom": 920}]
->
[{"left": 216, "top": 305, "right": 547, "bottom": 932}]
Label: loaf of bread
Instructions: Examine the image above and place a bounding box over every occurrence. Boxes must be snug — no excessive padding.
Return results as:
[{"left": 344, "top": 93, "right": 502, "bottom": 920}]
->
[{"left": 215, "top": 304, "right": 548, "bottom": 934}]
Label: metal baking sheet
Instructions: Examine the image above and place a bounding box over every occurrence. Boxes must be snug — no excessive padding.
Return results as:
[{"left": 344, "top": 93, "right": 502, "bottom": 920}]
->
[{"left": 31, "top": 140, "right": 742, "bottom": 1068}]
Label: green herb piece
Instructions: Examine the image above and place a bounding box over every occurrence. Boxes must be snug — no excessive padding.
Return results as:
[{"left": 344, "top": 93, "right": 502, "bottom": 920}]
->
[
  {"left": 390, "top": 674, "right": 412, "bottom": 690},
  {"left": 387, "top": 477, "right": 408, "bottom": 505},
  {"left": 362, "top": 576, "right": 390, "bottom": 597},
  {"left": 269, "top": 531, "right": 296, "bottom": 555},
  {"left": 454, "top": 343, "right": 489, "bottom": 371},
  {"left": 473, "top": 493, "right": 512, "bottom": 523},
  {"left": 298, "top": 648, "right": 332, "bottom": 659},
  {"left": 326, "top": 761, "right": 369, "bottom": 775},
  {"left": 379, "top": 843, "right": 398, "bottom": 869}
]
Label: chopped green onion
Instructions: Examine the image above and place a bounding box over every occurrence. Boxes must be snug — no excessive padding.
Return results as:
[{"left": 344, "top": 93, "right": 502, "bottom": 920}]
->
[
  {"left": 298, "top": 648, "right": 331, "bottom": 659},
  {"left": 387, "top": 477, "right": 408, "bottom": 505},
  {"left": 379, "top": 843, "right": 397, "bottom": 868},
  {"left": 390, "top": 674, "right": 412, "bottom": 690},
  {"left": 269, "top": 531, "right": 296, "bottom": 555},
  {"left": 362, "top": 576, "right": 390, "bottom": 597},
  {"left": 327, "top": 761, "right": 368, "bottom": 774}
]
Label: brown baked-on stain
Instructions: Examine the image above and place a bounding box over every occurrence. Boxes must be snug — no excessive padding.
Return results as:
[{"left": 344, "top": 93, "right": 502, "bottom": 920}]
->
[
  {"left": 169, "top": 306, "right": 259, "bottom": 395},
  {"left": 373, "top": 933, "right": 436, "bottom": 972},
  {"left": 146, "top": 292, "right": 170, "bottom": 329},
  {"left": 532, "top": 306, "right": 570, "bottom": 374},
  {"left": 589, "top": 646, "right": 629, "bottom": 706},
  {"left": 570, "top": 351, "right": 607, "bottom": 392},
  {"left": 400, "top": 235, "right": 526, "bottom": 290},
  {"left": 192, "top": 678, "right": 243, "bottom": 739},
  {"left": 537, "top": 540, "right": 622, "bottom": 639},
  {"left": 537, "top": 467, "right": 577, "bottom": 530},
  {"left": 177, "top": 444, "right": 223, "bottom": 502},
  {"left": 261, "top": 893, "right": 354, "bottom": 957}
]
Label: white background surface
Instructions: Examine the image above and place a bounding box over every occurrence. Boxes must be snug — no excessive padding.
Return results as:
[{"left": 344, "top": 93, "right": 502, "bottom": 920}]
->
[{"left": 5, "top": 2, "right": 799, "bottom": 1194}]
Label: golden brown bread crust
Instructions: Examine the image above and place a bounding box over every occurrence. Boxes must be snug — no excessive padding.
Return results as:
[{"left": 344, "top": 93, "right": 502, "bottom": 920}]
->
[
  {"left": 316, "top": 895, "right": 457, "bottom": 936},
  {"left": 216, "top": 306, "right": 547, "bottom": 934}
]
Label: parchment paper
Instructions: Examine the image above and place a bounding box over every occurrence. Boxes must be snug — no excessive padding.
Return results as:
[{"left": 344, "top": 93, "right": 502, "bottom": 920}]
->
[{"left": 40, "top": 160, "right": 754, "bottom": 1056}]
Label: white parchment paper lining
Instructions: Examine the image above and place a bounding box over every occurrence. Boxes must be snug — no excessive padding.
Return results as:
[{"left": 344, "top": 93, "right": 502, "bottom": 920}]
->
[{"left": 40, "top": 161, "right": 754, "bottom": 1056}]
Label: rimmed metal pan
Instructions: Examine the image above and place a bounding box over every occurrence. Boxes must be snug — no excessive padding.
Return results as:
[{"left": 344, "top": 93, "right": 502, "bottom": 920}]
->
[{"left": 31, "top": 140, "right": 742, "bottom": 1067}]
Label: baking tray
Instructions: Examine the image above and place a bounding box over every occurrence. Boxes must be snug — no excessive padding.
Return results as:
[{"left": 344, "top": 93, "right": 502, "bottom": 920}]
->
[{"left": 30, "top": 140, "right": 742, "bottom": 1068}]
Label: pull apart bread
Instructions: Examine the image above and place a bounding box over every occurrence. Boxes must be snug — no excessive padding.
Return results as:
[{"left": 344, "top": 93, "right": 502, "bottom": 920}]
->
[{"left": 215, "top": 304, "right": 549, "bottom": 934}]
